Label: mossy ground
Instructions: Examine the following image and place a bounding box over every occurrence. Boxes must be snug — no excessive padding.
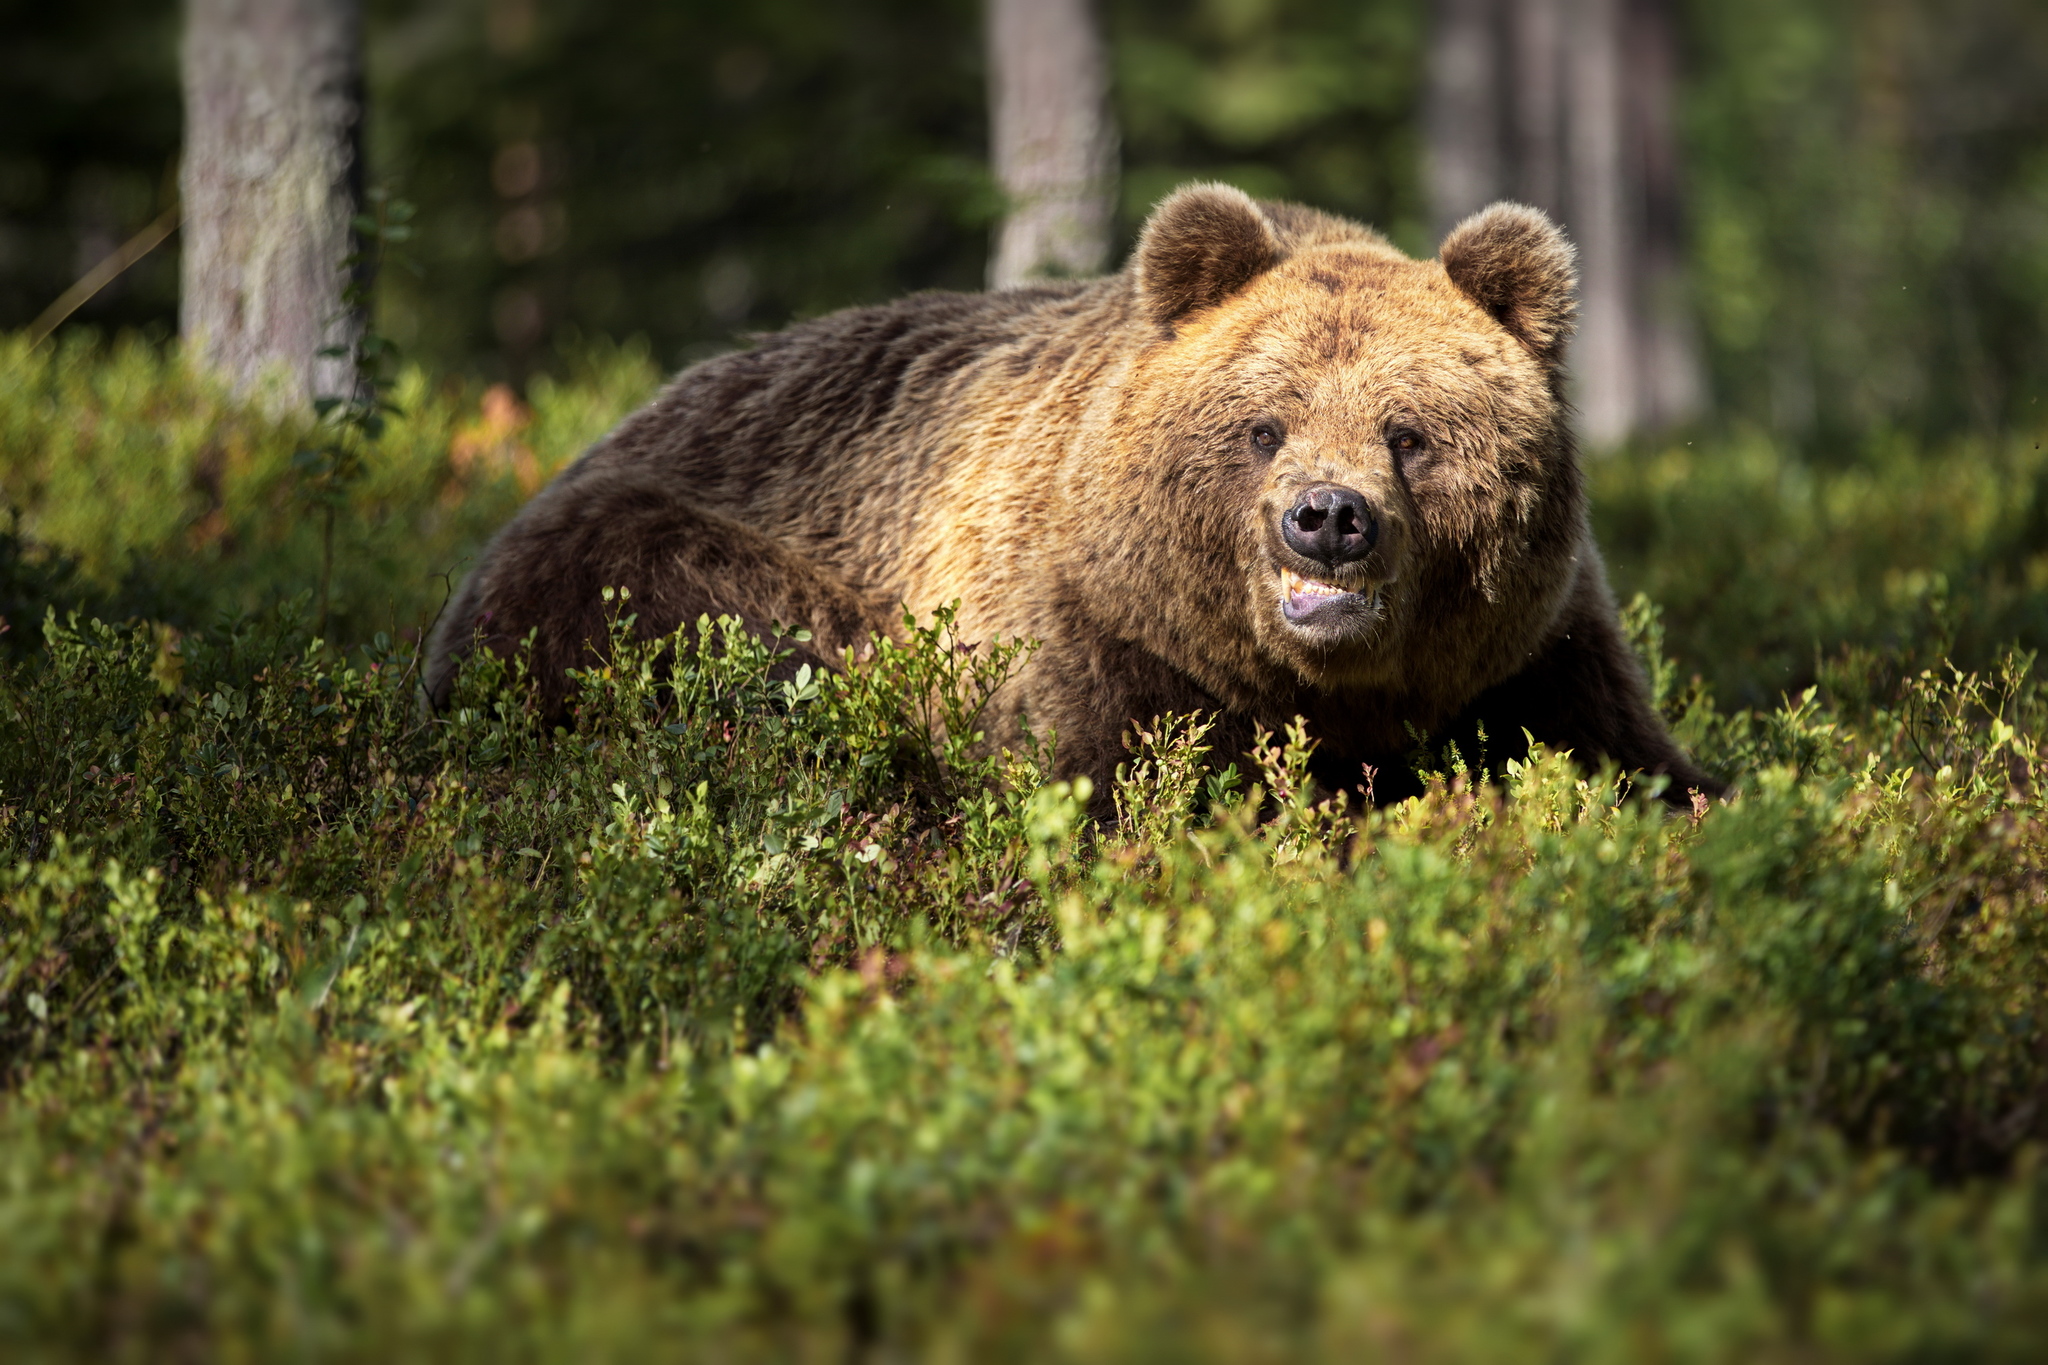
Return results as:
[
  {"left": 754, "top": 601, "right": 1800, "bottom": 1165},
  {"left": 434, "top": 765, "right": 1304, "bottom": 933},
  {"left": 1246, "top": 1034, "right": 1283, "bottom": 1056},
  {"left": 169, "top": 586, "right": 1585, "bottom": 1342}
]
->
[{"left": 5, "top": 333, "right": 2048, "bottom": 1360}]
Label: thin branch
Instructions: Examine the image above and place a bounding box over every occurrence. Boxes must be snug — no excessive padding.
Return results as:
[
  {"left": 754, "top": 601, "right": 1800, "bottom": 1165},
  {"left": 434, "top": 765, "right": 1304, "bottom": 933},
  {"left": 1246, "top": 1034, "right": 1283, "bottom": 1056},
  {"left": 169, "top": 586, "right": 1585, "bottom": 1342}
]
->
[{"left": 27, "top": 204, "right": 184, "bottom": 348}]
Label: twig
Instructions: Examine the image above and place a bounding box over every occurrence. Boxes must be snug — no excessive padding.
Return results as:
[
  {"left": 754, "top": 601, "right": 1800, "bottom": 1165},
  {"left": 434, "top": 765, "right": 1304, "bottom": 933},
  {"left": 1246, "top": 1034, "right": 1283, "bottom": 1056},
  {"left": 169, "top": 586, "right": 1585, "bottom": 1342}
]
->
[{"left": 27, "top": 205, "right": 183, "bottom": 348}]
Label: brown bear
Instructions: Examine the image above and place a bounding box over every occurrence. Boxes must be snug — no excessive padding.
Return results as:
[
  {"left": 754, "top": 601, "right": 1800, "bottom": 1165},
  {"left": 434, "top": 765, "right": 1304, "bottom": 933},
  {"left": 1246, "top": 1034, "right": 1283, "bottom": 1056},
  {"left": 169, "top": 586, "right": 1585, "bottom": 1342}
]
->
[{"left": 426, "top": 183, "right": 1719, "bottom": 807}]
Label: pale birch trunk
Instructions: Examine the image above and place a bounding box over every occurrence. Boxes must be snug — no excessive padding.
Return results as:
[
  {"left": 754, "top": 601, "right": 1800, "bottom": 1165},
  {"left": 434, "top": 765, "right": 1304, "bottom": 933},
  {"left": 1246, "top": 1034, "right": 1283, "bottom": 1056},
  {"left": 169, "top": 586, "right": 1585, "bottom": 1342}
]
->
[
  {"left": 1566, "top": 0, "right": 1634, "bottom": 447},
  {"left": 1423, "top": 0, "right": 1504, "bottom": 232},
  {"left": 985, "top": 0, "right": 1118, "bottom": 288},
  {"left": 181, "top": 0, "right": 363, "bottom": 412},
  {"left": 1422, "top": 0, "right": 1702, "bottom": 447},
  {"left": 1623, "top": 0, "right": 1704, "bottom": 429},
  {"left": 1509, "top": 0, "right": 1565, "bottom": 220}
]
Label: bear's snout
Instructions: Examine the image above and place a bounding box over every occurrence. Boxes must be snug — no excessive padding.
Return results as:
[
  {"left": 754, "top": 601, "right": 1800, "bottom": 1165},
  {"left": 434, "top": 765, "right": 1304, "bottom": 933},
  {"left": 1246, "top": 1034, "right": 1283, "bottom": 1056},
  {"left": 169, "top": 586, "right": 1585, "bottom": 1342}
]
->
[{"left": 1281, "top": 484, "right": 1379, "bottom": 569}]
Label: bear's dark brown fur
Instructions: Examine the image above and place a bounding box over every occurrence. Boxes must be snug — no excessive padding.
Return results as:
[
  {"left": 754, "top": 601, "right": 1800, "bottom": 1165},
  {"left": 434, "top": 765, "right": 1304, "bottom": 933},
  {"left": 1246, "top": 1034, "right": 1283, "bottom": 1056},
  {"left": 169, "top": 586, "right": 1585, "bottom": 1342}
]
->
[{"left": 427, "top": 184, "right": 1719, "bottom": 806}]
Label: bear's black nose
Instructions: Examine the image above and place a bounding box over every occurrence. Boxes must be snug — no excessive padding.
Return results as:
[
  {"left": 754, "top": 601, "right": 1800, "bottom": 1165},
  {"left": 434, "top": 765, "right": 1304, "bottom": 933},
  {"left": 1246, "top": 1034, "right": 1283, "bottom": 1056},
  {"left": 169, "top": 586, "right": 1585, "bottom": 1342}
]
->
[{"left": 1282, "top": 484, "right": 1378, "bottom": 568}]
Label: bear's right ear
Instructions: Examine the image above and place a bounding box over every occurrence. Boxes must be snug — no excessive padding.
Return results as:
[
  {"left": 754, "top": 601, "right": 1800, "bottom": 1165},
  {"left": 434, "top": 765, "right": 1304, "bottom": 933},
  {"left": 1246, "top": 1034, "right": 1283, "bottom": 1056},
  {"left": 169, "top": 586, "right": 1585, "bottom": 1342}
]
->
[
  {"left": 1134, "top": 183, "right": 1285, "bottom": 331},
  {"left": 1439, "top": 203, "right": 1578, "bottom": 366}
]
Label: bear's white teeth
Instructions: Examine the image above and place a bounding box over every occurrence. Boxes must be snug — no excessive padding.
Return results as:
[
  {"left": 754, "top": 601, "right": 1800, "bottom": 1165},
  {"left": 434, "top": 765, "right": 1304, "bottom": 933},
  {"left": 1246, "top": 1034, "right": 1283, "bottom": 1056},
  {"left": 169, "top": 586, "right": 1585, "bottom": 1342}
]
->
[
  {"left": 1281, "top": 567, "right": 1353, "bottom": 600},
  {"left": 1279, "top": 566, "right": 1387, "bottom": 627}
]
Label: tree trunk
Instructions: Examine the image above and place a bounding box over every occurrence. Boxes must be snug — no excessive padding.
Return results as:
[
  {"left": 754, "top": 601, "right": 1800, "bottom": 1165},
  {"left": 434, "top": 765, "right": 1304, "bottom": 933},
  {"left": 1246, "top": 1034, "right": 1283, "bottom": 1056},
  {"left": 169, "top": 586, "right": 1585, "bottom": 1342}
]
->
[
  {"left": 1422, "top": 0, "right": 1702, "bottom": 447},
  {"left": 985, "top": 0, "right": 1118, "bottom": 288},
  {"left": 1509, "top": 0, "right": 1565, "bottom": 220},
  {"left": 1423, "top": 0, "right": 1504, "bottom": 234},
  {"left": 1566, "top": 0, "right": 1634, "bottom": 447},
  {"left": 180, "top": 0, "right": 363, "bottom": 412},
  {"left": 1622, "top": 0, "right": 1704, "bottom": 430}
]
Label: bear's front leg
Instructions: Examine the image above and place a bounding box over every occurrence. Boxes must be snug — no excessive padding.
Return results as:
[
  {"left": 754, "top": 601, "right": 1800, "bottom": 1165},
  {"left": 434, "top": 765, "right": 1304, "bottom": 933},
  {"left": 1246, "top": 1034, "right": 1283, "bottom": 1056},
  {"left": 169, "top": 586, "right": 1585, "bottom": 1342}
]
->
[
  {"left": 1014, "top": 631, "right": 1240, "bottom": 821},
  {"left": 1462, "top": 567, "right": 1724, "bottom": 805},
  {"left": 426, "top": 460, "right": 889, "bottom": 718}
]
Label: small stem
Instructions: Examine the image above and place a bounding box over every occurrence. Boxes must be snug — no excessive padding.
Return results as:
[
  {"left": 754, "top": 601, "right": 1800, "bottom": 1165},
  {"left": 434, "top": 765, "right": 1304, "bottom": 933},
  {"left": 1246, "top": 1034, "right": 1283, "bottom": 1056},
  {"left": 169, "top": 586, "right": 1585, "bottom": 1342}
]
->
[{"left": 317, "top": 500, "right": 336, "bottom": 639}]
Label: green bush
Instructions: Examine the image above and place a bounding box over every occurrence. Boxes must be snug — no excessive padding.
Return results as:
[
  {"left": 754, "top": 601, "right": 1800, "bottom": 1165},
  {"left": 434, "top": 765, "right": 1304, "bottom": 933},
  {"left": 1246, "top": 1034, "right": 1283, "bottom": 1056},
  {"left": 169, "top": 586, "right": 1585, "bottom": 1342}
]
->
[
  {"left": 1595, "top": 425, "right": 2048, "bottom": 709},
  {"left": 4, "top": 335, "right": 2048, "bottom": 1358},
  {"left": 0, "top": 331, "right": 661, "bottom": 650}
]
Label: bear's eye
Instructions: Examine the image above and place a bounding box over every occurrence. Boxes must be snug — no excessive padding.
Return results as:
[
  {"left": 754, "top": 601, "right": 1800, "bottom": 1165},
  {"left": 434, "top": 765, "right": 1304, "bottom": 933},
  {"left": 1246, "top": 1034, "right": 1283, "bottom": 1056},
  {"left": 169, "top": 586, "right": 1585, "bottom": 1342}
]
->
[
  {"left": 1250, "top": 423, "right": 1283, "bottom": 452},
  {"left": 1388, "top": 428, "right": 1426, "bottom": 458}
]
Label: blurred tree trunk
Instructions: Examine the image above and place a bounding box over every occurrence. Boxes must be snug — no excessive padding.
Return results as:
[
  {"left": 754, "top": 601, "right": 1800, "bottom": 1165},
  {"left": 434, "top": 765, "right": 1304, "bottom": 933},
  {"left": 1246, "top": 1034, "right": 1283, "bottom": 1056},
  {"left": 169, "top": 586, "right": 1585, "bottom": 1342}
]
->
[
  {"left": 985, "top": 0, "right": 1118, "bottom": 288},
  {"left": 1423, "top": 0, "right": 1505, "bottom": 237},
  {"left": 1423, "top": 0, "right": 1701, "bottom": 447},
  {"left": 181, "top": 0, "right": 362, "bottom": 411},
  {"left": 1622, "top": 0, "right": 1704, "bottom": 433},
  {"left": 1568, "top": 0, "right": 1634, "bottom": 446}
]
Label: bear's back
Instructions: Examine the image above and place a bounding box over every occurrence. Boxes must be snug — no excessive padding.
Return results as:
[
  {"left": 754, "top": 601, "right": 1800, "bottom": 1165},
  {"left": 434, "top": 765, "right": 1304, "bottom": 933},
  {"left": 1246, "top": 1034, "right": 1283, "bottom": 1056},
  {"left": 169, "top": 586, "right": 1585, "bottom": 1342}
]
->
[{"left": 597, "top": 284, "right": 1106, "bottom": 490}]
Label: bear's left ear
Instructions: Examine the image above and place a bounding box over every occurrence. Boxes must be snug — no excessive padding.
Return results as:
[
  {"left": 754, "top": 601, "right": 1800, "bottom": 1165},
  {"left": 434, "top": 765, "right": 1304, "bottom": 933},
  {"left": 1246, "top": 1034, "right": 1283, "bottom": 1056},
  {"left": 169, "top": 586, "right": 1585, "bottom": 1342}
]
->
[
  {"left": 1134, "top": 183, "right": 1285, "bottom": 331},
  {"left": 1440, "top": 203, "right": 1578, "bottom": 366}
]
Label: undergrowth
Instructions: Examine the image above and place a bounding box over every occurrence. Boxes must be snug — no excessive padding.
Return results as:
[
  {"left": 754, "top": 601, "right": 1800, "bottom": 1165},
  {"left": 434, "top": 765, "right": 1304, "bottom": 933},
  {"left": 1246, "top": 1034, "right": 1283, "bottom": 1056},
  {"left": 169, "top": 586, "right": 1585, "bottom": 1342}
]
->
[
  {"left": 3, "top": 595, "right": 2048, "bottom": 1360},
  {"left": 5, "top": 333, "right": 2048, "bottom": 1359}
]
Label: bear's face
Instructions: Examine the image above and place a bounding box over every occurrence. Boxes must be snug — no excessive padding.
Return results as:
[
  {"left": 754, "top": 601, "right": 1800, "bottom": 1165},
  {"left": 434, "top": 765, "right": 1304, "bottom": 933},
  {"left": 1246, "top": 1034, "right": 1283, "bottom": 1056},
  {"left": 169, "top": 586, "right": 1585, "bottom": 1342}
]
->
[{"left": 1104, "top": 186, "right": 1585, "bottom": 711}]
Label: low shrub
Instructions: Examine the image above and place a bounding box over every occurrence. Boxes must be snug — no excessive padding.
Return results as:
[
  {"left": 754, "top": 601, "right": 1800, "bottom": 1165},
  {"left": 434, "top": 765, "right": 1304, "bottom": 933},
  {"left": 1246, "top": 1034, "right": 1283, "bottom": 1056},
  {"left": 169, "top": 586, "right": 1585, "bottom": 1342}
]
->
[
  {"left": 0, "top": 590, "right": 2044, "bottom": 1358},
  {"left": 4, "top": 334, "right": 2048, "bottom": 1359}
]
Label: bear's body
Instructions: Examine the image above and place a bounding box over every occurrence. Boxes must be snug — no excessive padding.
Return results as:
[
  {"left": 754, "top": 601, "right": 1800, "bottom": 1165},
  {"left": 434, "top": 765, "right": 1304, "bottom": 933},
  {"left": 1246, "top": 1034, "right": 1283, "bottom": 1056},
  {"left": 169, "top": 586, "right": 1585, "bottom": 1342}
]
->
[{"left": 427, "top": 186, "right": 1718, "bottom": 805}]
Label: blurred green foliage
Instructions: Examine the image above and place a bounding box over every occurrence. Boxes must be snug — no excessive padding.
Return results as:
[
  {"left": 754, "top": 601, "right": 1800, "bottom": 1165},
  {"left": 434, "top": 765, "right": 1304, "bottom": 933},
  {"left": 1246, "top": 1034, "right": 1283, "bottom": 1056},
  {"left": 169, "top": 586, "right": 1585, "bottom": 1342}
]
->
[
  {"left": 0, "top": 330, "right": 659, "bottom": 652},
  {"left": 1110, "top": 0, "right": 1427, "bottom": 252},
  {"left": 1593, "top": 424, "right": 2048, "bottom": 709},
  {"left": 368, "top": 0, "right": 1430, "bottom": 377},
  {"left": 1684, "top": 0, "right": 2048, "bottom": 439},
  {"left": 365, "top": 0, "right": 997, "bottom": 376}
]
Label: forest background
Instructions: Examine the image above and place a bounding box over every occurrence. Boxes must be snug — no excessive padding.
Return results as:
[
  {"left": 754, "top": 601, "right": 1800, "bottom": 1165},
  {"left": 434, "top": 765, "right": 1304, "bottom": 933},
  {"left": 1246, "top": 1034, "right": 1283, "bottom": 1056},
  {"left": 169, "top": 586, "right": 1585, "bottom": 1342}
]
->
[{"left": 7, "top": 0, "right": 2046, "bottom": 443}]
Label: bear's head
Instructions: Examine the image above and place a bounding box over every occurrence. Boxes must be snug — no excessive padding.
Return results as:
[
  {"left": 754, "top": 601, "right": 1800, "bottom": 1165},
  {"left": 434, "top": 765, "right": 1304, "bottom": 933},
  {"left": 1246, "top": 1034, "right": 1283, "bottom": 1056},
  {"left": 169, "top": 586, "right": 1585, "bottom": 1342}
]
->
[{"left": 1100, "top": 182, "right": 1588, "bottom": 723}]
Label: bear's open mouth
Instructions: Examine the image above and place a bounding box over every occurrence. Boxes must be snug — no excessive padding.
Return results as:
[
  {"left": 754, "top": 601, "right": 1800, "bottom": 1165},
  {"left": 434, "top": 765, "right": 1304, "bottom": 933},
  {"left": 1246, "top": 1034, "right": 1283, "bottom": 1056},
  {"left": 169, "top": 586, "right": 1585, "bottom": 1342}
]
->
[{"left": 1279, "top": 566, "right": 1382, "bottom": 625}]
